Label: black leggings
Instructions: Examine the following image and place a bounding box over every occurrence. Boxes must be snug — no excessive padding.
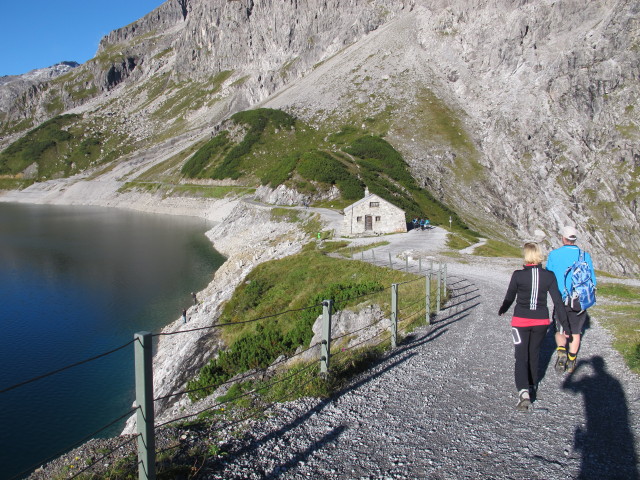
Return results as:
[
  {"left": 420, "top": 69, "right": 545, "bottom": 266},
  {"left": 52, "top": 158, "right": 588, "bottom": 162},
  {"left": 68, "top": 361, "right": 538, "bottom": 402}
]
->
[{"left": 512, "top": 325, "right": 548, "bottom": 391}]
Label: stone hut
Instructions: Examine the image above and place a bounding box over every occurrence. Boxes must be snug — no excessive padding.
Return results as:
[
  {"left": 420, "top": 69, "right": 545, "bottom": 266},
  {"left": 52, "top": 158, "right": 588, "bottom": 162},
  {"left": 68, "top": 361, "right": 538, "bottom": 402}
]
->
[{"left": 342, "top": 189, "right": 407, "bottom": 236}]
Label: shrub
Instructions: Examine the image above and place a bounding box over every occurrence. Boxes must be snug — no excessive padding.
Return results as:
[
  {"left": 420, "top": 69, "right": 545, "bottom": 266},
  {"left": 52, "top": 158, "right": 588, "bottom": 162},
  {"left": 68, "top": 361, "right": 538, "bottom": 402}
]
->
[
  {"left": 298, "top": 150, "right": 348, "bottom": 183},
  {"left": 345, "top": 135, "right": 418, "bottom": 188},
  {"left": 336, "top": 176, "right": 364, "bottom": 200},
  {"left": 187, "top": 280, "right": 384, "bottom": 400},
  {"left": 181, "top": 132, "right": 230, "bottom": 178},
  {"left": 0, "top": 114, "right": 79, "bottom": 175},
  {"left": 212, "top": 109, "right": 296, "bottom": 180},
  {"left": 261, "top": 153, "right": 299, "bottom": 186},
  {"left": 297, "top": 150, "right": 363, "bottom": 199}
]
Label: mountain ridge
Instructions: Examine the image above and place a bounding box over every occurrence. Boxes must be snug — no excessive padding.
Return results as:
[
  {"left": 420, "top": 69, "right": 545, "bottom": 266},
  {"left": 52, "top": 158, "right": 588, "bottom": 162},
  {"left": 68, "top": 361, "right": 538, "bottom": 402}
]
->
[{"left": 0, "top": 0, "right": 638, "bottom": 274}]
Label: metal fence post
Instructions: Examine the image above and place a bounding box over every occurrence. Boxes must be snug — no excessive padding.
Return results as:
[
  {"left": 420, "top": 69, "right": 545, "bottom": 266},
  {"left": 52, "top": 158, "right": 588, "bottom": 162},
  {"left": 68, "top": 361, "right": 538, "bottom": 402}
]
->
[
  {"left": 388, "top": 252, "right": 393, "bottom": 269},
  {"left": 372, "top": 249, "right": 376, "bottom": 262},
  {"left": 426, "top": 273, "right": 431, "bottom": 325},
  {"left": 418, "top": 258, "right": 422, "bottom": 273},
  {"left": 436, "top": 263, "right": 442, "bottom": 313},
  {"left": 443, "top": 263, "right": 447, "bottom": 294},
  {"left": 405, "top": 257, "right": 409, "bottom": 272},
  {"left": 135, "top": 332, "right": 156, "bottom": 480},
  {"left": 391, "top": 283, "right": 398, "bottom": 348},
  {"left": 320, "top": 300, "right": 333, "bottom": 373}
]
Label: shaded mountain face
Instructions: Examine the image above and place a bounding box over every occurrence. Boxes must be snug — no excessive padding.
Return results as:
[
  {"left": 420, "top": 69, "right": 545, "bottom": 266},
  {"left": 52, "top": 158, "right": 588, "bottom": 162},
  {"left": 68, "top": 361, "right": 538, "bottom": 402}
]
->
[{"left": 0, "top": 0, "right": 638, "bottom": 274}]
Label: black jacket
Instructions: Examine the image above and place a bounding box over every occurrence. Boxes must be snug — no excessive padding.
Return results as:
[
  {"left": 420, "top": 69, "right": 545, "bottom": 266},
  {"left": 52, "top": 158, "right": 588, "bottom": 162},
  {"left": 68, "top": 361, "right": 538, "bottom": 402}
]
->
[{"left": 499, "top": 264, "right": 569, "bottom": 329}]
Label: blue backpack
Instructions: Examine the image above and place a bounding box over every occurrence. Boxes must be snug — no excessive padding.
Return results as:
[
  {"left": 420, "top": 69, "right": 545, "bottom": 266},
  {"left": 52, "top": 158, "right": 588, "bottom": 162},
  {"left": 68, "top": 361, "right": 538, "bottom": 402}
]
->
[{"left": 563, "top": 249, "right": 596, "bottom": 312}]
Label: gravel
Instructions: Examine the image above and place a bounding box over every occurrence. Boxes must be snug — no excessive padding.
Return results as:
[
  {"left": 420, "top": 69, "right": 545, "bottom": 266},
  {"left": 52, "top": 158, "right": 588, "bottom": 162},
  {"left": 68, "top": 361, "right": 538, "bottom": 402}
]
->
[
  {"left": 191, "top": 258, "right": 639, "bottom": 480},
  {"left": 28, "top": 230, "right": 640, "bottom": 479}
]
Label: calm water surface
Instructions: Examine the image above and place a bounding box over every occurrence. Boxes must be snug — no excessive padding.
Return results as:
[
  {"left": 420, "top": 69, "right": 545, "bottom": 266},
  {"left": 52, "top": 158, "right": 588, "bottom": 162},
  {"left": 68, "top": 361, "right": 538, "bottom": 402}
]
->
[{"left": 0, "top": 203, "right": 225, "bottom": 479}]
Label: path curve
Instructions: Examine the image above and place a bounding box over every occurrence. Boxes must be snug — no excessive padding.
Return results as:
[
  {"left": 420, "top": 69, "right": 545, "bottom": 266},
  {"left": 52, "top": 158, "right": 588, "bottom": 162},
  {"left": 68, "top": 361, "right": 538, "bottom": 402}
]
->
[{"left": 201, "top": 214, "right": 640, "bottom": 479}]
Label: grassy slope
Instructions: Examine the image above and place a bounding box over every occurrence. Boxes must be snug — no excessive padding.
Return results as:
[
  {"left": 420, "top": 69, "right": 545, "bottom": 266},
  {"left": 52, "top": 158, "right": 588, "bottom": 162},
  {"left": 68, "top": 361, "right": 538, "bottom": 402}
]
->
[
  {"left": 591, "top": 283, "right": 640, "bottom": 374},
  {"left": 187, "top": 238, "right": 436, "bottom": 400},
  {"left": 176, "top": 108, "right": 478, "bottom": 237}
]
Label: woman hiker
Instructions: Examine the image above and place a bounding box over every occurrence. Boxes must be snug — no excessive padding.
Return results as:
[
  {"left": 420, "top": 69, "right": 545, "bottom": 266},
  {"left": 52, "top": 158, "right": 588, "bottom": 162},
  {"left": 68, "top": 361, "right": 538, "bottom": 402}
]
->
[{"left": 498, "top": 242, "right": 570, "bottom": 411}]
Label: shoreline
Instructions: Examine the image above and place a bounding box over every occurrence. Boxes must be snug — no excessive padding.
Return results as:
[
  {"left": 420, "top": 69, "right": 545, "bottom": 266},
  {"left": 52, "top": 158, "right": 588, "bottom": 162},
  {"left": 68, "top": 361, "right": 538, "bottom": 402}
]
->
[{"left": 0, "top": 185, "right": 313, "bottom": 429}]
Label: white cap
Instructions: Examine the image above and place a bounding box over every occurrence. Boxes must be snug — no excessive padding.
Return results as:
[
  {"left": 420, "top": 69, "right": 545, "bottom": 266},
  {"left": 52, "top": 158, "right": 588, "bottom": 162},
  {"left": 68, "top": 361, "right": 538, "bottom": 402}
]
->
[{"left": 560, "top": 225, "right": 578, "bottom": 241}]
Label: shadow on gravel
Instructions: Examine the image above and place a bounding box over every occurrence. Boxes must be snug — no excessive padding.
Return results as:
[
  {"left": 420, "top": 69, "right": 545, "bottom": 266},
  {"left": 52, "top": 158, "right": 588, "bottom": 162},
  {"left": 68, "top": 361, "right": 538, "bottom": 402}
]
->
[
  {"left": 224, "top": 318, "right": 451, "bottom": 477},
  {"left": 213, "top": 277, "right": 477, "bottom": 477},
  {"left": 562, "top": 355, "right": 639, "bottom": 480},
  {"left": 538, "top": 314, "right": 592, "bottom": 385},
  {"left": 263, "top": 425, "right": 347, "bottom": 479},
  {"left": 538, "top": 327, "right": 557, "bottom": 384},
  {"left": 436, "top": 303, "right": 479, "bottom": 325}
]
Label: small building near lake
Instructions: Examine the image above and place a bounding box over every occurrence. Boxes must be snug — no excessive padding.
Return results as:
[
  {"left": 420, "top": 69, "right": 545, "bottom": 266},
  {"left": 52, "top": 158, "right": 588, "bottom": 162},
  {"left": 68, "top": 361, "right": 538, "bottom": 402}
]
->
[{"left": 342, "top": 189, "right": 407, "bottom": 236}]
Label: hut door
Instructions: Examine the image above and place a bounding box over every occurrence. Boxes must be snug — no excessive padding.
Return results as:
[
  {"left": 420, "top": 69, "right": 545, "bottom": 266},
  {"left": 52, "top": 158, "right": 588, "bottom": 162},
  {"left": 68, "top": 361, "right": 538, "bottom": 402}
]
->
[{"left": 365, "top": 215, "right": 373, "bottom": 230}]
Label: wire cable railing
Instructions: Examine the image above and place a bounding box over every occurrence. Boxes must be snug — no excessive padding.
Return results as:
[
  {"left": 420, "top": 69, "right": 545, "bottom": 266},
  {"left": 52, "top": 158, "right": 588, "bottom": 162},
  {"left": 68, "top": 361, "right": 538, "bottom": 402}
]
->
[
  {"left": 8, "top": 256, "right": 448, "bottom": 480},
  {"left": 153, "top": 342, "right": 321, "bottom": 408},
  {"left": 0, "top": 339, "right": 135, "bottom": 395},
  {"left": 68, "top": 434, "right": 140, "bottom": 479},
  {"left": 153, "top": 302, "right": 324, "bottom": 338},
  {"left": 9, "top": 407, "right": 139, "bottom": 480},
  {"left": 155, "top": 361, "right": 317, "bottom": 431}
]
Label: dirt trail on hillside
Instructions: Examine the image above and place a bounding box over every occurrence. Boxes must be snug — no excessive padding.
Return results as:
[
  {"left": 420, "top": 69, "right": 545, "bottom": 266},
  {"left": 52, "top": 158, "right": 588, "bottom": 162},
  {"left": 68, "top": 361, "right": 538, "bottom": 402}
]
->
[
  {"left": 26, "top": 209, "right": 640, "bottom": 480},
  {"left": 184, "top": 225, "right": 640, "bottom": 479}
]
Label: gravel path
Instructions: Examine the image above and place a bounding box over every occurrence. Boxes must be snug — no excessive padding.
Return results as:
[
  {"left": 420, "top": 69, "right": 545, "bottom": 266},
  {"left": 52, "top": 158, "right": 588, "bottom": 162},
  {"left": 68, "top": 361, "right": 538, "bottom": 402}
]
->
[
  {"left": 200, "top": 234, "right": 640, "bottom": 479},
  {"left": 27, "top": 226, "right": 640, "bottom": 479}
]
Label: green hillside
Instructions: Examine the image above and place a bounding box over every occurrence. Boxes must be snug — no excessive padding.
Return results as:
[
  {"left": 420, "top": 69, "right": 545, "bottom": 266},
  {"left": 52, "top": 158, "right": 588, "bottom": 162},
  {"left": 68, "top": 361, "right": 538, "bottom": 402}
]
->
[
  {"left": 0, "top": 113, "right": 128, "bottom": 186},
  {"left": 180, "top": 108, "right": 477, "bottom": 236}
]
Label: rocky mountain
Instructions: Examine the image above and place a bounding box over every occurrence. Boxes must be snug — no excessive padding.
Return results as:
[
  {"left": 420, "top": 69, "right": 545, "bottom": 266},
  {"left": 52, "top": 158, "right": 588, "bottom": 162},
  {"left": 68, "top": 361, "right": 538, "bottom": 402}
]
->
[
  {"left": 0, "top": 62, "right": 79, "bottom": 126},
  {"left": 0, "top": 0, "right": 638, "bottom": 274}
]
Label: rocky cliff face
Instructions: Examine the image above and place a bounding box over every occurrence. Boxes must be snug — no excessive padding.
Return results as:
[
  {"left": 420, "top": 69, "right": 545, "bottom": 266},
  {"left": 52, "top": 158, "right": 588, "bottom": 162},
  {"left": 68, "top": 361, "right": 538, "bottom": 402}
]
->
[
  {"left": 0, "top": 62, "right": 79, "bottom": 130},
  {"left": 412, "top": 0, "right": 640, "bottom": 273},
  {"left": 1, "top": 0, "right": 638, "bottom": 273}
]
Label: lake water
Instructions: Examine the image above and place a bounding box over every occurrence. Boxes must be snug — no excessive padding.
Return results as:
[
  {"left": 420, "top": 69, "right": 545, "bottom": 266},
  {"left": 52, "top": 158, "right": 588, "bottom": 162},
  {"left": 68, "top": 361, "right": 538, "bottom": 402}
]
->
[{"left": 0, "top": 203, "right": 225, "bottom": 479}]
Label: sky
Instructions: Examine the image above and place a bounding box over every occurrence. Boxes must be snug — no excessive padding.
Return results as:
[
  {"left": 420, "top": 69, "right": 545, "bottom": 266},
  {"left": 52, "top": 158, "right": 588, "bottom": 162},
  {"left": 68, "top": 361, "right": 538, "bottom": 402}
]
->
[{"left": 0, "top": 1, "right": 166, "bottom": 76}]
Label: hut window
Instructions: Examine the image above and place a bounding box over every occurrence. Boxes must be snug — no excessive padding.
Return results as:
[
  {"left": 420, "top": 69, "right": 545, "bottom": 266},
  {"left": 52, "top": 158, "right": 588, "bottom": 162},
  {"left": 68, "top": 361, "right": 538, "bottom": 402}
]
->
[
  {"left": 356, "top": 216, "right": 362, "bottom": 222},
  {"left": 375, "top": 216, "right": 381, "bottom": 221},
  {"left": 370, "top": 202, "right": 379, "bottom": 207}
]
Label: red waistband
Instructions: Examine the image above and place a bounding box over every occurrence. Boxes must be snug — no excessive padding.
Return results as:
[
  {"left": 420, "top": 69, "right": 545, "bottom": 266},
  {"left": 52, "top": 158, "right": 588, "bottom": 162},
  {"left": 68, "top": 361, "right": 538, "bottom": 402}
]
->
[{"left": 511, "top": 316, "right": 550, "bottom": 327}]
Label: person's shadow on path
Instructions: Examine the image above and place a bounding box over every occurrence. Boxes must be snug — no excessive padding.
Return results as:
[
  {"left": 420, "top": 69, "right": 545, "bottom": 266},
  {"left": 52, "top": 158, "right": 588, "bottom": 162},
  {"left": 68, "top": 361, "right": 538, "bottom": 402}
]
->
[
  {"left": 562, "top": 355, "right": 639, "bottom": 480},
  {"left": 538, "top": 314, "right": 591, "bottom": 385}
]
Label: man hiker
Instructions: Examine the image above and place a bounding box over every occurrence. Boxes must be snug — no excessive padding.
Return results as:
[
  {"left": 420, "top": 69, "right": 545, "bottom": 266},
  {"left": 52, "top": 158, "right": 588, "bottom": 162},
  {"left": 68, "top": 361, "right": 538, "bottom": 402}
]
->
[{"left": 546, "top": 225, "right": 596, "bottom": 374}]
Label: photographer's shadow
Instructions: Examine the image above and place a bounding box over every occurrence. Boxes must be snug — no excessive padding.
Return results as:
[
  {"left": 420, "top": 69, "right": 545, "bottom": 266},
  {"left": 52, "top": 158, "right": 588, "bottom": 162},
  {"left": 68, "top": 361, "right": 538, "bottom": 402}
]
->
[{"left": 562, "top": 355, "right": 639, "bottom": 479}]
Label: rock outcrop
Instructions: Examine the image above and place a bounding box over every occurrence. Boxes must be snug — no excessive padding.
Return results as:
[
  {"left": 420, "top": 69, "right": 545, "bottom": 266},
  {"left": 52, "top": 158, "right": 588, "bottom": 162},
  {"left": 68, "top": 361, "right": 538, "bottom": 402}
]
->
[
  {"left": 121, "top": 197, "right": 311, "bottom": 432},
  {"left": 1, "top": 0, "right": 639, "bottom": 274}
]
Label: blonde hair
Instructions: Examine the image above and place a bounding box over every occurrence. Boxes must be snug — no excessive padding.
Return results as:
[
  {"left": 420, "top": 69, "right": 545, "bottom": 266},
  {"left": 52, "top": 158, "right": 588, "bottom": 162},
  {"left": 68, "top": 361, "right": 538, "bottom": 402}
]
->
[{"left": 523, "top": 242, "right": 543, "bottom": 265}]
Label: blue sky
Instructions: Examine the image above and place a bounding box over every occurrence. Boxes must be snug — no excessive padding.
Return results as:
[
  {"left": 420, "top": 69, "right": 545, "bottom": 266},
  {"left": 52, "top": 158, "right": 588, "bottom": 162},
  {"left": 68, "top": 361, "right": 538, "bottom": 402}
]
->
[{"left": 1, "top": 1, "right": 165, "bottom": 76}]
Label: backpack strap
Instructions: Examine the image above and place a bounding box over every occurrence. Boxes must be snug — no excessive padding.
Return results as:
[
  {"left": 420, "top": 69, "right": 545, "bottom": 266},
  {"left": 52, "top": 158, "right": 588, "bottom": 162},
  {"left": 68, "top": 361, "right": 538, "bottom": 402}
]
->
[
  {"left": 562, "top": 248, "right": 583, "bottom": 298},
  {"left": 563, "top": 266, "right": 571, "bottom": 298}
]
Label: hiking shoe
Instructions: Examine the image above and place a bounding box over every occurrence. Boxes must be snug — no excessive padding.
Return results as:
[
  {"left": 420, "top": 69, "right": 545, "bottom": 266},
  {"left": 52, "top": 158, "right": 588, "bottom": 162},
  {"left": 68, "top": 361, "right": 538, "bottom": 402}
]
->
[
  {"left": 555, "top": 350, "right": 568, "bottom": 374},
  {"left": 516, "top": 389, "right": 532, "bottom": 412},
  {"left": 566, "top": 357, "right": 577, "bottom": 373}
]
